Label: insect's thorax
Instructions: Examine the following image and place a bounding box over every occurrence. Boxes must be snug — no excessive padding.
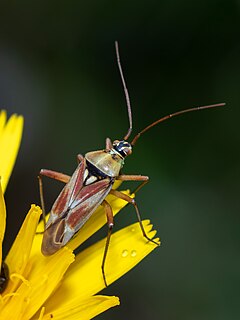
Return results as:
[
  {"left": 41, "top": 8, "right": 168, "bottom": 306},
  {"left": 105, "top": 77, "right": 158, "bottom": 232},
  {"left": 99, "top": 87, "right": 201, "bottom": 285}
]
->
[
  {"left": 85, "top": 140, "right": 132, "bottom": 178},
  {"left": 85, "top": 150, "right": 124, "bottom": 178}
]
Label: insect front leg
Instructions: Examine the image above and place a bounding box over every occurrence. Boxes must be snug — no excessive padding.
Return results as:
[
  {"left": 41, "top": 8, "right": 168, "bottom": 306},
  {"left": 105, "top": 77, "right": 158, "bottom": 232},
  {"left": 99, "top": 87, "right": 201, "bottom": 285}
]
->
[
  {"left": 101, "top": 199, "right": 114, "bottom": 287},
  {"left": 110, "top": 185, "right": 159, "bottom": 246},
  {"left": 117, "top": 174, "right": 149, "bottom": 182},
  {"left": 117, "top": 174, "right": 149, "bottom": 194},
  {"left": 38, "top": 169, "right": 71, "bottom": 229}
]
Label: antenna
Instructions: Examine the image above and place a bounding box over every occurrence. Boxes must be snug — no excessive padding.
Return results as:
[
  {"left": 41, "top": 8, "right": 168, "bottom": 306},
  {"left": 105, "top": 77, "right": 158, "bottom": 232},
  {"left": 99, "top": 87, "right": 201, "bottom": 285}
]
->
[
  {"left": 131, "top": 103, "right": 226, "bottom": 146},
  {"left": 115, "top": 41, "right": 133, "bottom": 140}
]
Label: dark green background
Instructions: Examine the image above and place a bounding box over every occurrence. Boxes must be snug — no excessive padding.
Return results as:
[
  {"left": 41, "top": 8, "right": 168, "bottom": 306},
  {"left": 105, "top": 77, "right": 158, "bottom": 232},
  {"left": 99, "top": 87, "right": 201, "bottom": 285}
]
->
[{"left": 1, "top": 1, "right": 239, "bottom": 319}]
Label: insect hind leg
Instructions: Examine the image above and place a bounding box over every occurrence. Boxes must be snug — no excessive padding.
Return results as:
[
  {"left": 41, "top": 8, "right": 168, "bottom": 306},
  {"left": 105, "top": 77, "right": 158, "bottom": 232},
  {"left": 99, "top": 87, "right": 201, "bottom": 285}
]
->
[
  {"left": 109, "top": 189, "right": 159, "bottom": 246},
  {"left": 101, "top": 199, "right": 114, "bottom": 287}
]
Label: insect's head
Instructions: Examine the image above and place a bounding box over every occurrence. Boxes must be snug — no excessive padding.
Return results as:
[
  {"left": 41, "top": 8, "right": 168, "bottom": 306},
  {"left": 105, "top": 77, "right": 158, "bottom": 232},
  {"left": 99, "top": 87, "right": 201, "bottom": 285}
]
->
[{"left": 112, "top": 140, "right": 132, "bottom": 158}]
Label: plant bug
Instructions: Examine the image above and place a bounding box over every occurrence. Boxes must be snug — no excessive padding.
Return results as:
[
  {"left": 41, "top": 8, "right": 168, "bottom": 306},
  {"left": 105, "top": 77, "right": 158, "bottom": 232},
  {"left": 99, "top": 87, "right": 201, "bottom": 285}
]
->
[
  {"left": 39, "top": 41, "right": 225, "bottom": 286},
  {"left": 0, "top": 262, "right": 9, "bottom": 293}
]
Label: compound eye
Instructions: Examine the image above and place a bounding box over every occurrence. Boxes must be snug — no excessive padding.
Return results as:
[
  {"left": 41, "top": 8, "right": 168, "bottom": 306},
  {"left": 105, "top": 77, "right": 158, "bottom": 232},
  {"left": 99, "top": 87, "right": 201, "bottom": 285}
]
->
[{"left": 113, "top": 140, "right": 132, "bottom": 157}]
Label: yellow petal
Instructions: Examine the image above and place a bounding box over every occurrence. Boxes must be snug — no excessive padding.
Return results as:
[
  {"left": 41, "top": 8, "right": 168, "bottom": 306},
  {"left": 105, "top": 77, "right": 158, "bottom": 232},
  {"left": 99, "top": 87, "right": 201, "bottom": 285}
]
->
[
  {"left": 43, "top": 220, "right": 160, "bottom": 309},
  {"left": 22, "top": 247, "right": 74, "bottom": 319},
  {"left": 4, "top": 205, "right": 42, "bottom": 295},
  {"left": 0, "top": 248, "right": 75, "bottom": 320},
  {"left": 0, "top": 112, "right": 23, "bottom": 193},
  {"left": 68, "top": 190, "right": 134, "bottom": 251},
  {"left": 0, "top": 184, "right": 6, "bottom": 266},
  {"left": 0, "top": 110, "right": 7, "bottom": 136},
  {"left": 33, "top": 295, "right": 120, "bottom": 320}
]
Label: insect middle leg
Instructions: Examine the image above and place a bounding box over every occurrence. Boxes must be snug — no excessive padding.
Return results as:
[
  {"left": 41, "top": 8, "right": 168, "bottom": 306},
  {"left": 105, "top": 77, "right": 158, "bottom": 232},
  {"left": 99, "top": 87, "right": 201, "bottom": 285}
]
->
[
  {"left": 38, "top": 169, "right": 71, "bottom": 229},
  {"left": 113, "top": 174, "right": 159, "bottom": 245}
]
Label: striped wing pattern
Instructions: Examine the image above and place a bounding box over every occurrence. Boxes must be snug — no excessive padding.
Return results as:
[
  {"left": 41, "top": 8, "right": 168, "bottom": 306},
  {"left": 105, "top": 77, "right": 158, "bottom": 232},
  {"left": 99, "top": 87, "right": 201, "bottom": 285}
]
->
[{"left": 46, "top": 158, "right": 113, "bottom": 234}]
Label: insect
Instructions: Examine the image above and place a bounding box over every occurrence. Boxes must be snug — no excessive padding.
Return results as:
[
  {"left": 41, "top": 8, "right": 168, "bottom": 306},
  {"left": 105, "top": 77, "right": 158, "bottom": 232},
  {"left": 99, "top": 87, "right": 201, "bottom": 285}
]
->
[
  {"left": 39, "top": 41, "right": 225, "bottom": 286},
  {"left": 0, "top": 262, "right": 9, "bottom": 293}
]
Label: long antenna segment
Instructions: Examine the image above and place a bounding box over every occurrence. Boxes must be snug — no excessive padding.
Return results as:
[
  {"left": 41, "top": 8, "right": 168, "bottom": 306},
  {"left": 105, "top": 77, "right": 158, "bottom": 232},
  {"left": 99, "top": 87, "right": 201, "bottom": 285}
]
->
[
  {"left": 131, "top": 103, "right": 226, "bottom": 145},
  {"left": 115, "top": 41, "right": 133, "bottom": 141},
  {"left": 114, "top": 43, "right": 225, "bottom": 146}
]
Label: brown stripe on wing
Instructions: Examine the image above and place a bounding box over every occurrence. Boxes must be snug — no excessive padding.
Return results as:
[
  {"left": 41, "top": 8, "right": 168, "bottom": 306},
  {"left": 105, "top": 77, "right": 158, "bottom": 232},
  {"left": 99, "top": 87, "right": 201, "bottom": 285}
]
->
[
  {"left": 66, "top": 178, "right": 113, "bottom": 229},
  {"left": 51, "top": 159, "right": 86, "bottom": 218},
  {"left": 69, "top": 158, "right": 86, "bottom": 203}
]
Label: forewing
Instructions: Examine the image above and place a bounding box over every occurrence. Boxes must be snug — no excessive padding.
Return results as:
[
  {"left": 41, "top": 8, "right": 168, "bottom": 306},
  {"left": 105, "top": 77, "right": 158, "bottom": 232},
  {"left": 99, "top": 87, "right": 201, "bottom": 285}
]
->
[
  {"left": 43, "top": 179, "right": 113, "bottom": 254},
  {"left": 46, "top": 159, "right": 86, "bottom": 228},
  {"left": 64, "top": 178, "right": 113, "bottom": 238}
]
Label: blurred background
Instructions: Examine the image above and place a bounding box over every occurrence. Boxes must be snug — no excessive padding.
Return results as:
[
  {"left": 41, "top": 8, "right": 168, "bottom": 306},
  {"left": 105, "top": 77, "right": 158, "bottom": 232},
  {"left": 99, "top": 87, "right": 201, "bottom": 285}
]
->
[{"left": 1, "top": 1, "right": 239, "bottom": 319}]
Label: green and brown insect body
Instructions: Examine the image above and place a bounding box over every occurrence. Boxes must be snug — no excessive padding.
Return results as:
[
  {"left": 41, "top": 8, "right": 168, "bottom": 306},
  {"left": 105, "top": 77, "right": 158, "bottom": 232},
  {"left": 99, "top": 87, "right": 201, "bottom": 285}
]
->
[{"left": 39, "top": 41, "right": 225, "bottom": 286}]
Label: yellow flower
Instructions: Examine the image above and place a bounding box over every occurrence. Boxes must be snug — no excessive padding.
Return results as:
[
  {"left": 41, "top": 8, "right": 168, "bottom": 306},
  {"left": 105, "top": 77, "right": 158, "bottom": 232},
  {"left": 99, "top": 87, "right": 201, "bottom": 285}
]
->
[{"left": 0, "top": 111, "right": 160, "bottom": 319}]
